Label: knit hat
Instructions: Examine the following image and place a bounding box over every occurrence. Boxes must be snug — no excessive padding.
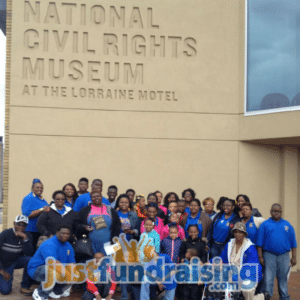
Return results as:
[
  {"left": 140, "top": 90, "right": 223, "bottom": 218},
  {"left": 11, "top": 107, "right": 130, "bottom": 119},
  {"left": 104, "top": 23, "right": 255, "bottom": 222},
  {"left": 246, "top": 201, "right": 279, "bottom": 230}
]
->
[
  {"left": 15, "top": 215, "right": 29, "bottom": 224},
  {"left": 232, "top": 222, "right": 248, "bottom": 236}
]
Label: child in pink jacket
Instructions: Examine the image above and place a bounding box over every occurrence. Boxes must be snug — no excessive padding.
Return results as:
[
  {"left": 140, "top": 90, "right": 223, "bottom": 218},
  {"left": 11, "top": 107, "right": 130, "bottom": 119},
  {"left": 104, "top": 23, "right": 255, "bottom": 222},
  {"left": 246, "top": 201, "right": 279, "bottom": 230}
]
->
[{"left": 161, "top": 213, "right": 185, "bottom": 240}]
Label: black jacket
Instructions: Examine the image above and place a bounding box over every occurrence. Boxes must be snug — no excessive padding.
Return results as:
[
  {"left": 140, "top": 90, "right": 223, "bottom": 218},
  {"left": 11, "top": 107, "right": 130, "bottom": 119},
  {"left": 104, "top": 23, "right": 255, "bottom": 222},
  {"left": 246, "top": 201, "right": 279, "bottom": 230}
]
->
[
  {"left": 74, "top": 204, "right": 121, "bottom": 242},
  {"left": 179, "top": 237, "right": 207, "bottom": 263},
  {"left": 37, "top": 204, "right": 77, "bottom": 239},
  {"left": 207, "top": 211, "right": 239, "bottom": 247},
  {"left": 0, "top": 229, "right": 34, "bottom": 269}
]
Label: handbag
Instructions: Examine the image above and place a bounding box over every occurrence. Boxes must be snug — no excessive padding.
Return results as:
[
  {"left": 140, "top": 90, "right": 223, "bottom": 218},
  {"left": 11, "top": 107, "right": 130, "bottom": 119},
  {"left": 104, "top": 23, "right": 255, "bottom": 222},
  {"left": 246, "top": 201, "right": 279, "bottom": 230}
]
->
[{"left": 73, "top": 234, "right": 94, "bottom": 258}]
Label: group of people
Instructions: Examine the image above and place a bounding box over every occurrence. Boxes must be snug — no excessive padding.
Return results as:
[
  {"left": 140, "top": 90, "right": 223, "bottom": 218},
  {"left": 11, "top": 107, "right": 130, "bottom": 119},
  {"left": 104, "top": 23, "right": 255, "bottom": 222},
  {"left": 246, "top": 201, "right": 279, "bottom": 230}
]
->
[{"left": 0, "top": 177, "right": 297, "bottom": 300}]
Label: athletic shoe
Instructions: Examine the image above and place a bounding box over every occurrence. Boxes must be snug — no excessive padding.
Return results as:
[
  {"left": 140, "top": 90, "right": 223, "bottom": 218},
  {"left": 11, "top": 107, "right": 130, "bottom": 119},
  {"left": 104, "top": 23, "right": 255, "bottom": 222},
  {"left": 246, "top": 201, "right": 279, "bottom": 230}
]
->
[{"left": 32, "top": 288, "right": 48, "bottom": 300}]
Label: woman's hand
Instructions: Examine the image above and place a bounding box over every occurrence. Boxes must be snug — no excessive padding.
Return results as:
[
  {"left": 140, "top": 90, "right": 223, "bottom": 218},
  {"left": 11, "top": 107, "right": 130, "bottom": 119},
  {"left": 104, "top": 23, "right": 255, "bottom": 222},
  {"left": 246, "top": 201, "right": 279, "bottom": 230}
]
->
[{"left": 43, "top": 206, "right": 50, "bottom": 212}]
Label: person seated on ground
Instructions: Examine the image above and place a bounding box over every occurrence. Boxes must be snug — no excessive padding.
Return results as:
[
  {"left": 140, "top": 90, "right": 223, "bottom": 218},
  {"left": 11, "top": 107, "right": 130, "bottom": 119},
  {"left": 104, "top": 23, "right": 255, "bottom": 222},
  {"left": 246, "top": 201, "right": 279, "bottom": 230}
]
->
[
  {"left": 73, "top": 179, "right": 110, "bottom": 212},
  {"left": 134, "top": 194, "right": 147, "bottom": 221},
  {"left": 107, "top": 185, "right": 118, "bottom": 208},
  {"left": 84, "top": 252, "right": 116, "bottom": 300},
  {"left": 217, "top": 222, "right": 262, "bottom": 300},
  {"left": 78, "top": 177, "right": 89, "bottom": 196},
  {"left": 27, "top": 225, "right": 75, "bottom": 300},
  {"left": 235, "top": 194, "right": 262, "bottom": 218},
  {"left": 37, "top": 190, "right": 77, "bottom": 243},
  {"left": 0, "top": 215, "right": 34, "bottom": 296}
]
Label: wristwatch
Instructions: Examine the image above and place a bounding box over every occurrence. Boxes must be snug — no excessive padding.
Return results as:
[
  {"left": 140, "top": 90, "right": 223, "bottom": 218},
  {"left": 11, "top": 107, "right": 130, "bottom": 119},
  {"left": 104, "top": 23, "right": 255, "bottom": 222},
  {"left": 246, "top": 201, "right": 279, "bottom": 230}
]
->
[{"left": 39, "top": 207, "right": 44, "bottom": 212}]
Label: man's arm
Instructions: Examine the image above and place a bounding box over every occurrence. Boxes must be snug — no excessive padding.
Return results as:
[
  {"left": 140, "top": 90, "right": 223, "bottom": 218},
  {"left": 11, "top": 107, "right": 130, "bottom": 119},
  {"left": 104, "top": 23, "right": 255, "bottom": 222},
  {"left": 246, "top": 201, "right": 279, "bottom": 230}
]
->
[
  {"left": 291, "top": 248, "right": 297, "bottom": 267},
  {"left": 257, "top": 247, "right": 264, "bottom": 267}
]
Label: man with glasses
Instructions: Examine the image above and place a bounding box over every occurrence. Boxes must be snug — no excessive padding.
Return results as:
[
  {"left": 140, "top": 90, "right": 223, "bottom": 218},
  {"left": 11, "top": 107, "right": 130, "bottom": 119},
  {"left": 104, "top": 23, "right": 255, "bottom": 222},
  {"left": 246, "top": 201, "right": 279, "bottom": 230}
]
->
[
  {"left": 0, "top": 215, "right": 34, "bottom": 296},
  {"left": 257, "top": 203, "right": 297, "bottom": 300}
]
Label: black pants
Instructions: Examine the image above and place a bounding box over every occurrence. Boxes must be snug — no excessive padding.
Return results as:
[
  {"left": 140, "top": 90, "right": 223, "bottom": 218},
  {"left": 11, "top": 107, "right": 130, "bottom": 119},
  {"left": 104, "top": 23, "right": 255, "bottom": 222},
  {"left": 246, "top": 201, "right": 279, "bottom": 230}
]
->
[
  {"left": 182, "top": 283, "right": 198, "bottom": 300},
  {"left": 82, "top": 283, "right": 110, "bottom": 300}
]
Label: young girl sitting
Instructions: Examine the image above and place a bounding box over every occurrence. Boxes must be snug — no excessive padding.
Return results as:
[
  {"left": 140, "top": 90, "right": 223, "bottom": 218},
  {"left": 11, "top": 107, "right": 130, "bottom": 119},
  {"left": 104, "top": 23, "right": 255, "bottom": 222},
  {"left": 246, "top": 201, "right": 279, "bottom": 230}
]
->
[{"left": 161, "top": 213, "right": 185, "bottom": 240}]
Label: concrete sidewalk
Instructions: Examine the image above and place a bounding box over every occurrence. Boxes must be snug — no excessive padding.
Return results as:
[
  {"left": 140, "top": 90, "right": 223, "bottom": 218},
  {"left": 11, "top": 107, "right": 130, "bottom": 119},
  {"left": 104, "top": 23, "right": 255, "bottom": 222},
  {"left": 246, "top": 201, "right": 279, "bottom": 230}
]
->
[{"left": 2, "top": 270, "right": 300, "bottom": 299}]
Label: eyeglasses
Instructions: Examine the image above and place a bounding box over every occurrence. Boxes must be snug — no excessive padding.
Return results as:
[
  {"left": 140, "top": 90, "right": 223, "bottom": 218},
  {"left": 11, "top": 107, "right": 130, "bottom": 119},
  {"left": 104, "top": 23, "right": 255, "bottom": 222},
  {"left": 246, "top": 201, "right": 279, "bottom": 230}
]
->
[
  {"left": 91, "top": 196, "right": 102, "bottom": 199},
  {"left": 16, "top": 223, "right": 27, "bottom": 227},
  {"left": 271, "top": 210, "right": 282, "bottom": 213},
  {"left": 223, "top": 204, "right": 233, "bottom": 208}
]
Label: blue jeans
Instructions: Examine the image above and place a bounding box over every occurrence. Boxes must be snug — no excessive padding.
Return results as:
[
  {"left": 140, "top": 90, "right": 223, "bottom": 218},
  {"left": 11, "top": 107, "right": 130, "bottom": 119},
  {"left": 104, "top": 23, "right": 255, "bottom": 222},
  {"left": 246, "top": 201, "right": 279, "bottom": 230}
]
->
[
  {"left": 0, "top": 255, "right": 32, "bottom": 295},
  {"left": 263, "top": 251, "right": 290, "bottom": 300},
  {"left": 210, "top": 242, "right": 225, "bottom": 259},
  {"left": 140, "top": 280, "right": 175, "bottom": 300},
  {"left": 32, "top": 265, "right": 71, "bottom": 298}
]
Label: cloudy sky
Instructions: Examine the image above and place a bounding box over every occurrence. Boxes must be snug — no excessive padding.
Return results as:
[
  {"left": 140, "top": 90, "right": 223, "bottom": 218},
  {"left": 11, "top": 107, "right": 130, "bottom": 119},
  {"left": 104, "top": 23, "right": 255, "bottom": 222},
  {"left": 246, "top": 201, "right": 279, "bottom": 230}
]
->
[{"left": 247, "top": 0, "right": 300, "bottom": 111}]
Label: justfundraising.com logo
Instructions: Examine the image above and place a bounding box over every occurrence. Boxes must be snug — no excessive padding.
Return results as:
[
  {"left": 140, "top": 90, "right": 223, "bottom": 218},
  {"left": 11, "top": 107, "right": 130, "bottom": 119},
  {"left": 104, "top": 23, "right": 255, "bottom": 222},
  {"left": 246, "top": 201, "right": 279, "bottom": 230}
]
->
[{"left": 42, "top": 234, "right": 259, "bottom": 293}]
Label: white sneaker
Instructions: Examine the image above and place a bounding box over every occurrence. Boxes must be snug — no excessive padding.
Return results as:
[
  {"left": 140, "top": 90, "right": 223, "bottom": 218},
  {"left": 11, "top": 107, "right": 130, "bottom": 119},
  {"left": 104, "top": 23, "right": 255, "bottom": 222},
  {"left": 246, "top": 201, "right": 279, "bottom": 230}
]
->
[
  {"left": 49, "top": 291, "right": 62, "bottom": 299},
  {"left": 32, "top": 289, "right": 48, "bottom": 300},
  {"left": 62, "top": 286, "right": 71, "bottom": 297}
]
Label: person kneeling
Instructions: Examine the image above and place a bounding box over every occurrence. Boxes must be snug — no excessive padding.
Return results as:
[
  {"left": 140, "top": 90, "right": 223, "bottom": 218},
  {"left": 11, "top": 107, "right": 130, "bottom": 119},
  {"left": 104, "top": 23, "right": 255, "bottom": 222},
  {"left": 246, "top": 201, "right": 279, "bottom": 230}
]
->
[
  {"left": 27, "top": 225, "right": 75, "bottom": 300},
  {"left": 0, "top": 215, "right": 34, "bottom": 296}
]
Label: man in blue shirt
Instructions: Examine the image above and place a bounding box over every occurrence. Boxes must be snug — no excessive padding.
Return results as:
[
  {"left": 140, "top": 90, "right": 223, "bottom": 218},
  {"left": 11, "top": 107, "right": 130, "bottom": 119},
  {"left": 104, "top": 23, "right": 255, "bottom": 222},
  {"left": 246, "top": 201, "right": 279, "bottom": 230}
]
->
[
  {"left": 28, "top": 225, "right": 76, "bottom": 300},
  {"left": 73, "top": 179, "right": 110, "bottom": 212},
  {"left": 257, "top": 203, "right": 297, "bottom": 300}
]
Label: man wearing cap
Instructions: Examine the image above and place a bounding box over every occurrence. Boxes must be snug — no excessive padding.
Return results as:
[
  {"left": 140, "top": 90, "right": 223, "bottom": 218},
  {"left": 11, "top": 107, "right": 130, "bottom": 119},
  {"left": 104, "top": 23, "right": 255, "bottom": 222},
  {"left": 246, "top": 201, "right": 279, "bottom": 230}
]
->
[
  {"left": 257, "top": 203, "right": 297, "bottom": 300},
  {"left": 0, "top": 215, "right": 34, "bottom": 295}
]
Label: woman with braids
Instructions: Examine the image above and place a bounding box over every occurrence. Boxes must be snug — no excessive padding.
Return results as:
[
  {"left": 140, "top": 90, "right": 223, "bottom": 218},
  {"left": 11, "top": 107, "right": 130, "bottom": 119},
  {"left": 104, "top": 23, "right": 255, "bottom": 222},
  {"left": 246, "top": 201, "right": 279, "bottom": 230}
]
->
[
  {"left": 21, "top": 179, "right": 49, "bottom": 249},
  {"left": 207, "top": 198, "right": 239, "bottom": 258},
  {"left": 62, "top": 183, "right": 78, "bottom": 208},
  {"left": 235, "top": 194, "right": 262, "bottom": 218},
  {"left": 182, "top": 188, "right": 196, "bottom": 214}
]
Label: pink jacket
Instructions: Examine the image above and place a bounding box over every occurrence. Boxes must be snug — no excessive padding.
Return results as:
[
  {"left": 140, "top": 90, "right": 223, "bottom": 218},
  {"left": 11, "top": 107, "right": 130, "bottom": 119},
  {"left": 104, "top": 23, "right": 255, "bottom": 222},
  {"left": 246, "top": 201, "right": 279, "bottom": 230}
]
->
[
  {"left": 159, "top": 205, "right": 167, "bottom": 215},
  {"left": 160, "top": 224, "right": 185, "bottom": 240},
  {"left": 141, "top": 217, "right": 164, "bottom": 238}
]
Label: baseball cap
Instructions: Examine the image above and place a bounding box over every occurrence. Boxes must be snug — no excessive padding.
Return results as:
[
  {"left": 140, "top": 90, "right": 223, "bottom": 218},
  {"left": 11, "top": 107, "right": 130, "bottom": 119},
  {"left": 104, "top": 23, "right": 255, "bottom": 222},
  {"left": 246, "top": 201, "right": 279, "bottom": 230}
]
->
[{"left": 15, "top": 215, "right": 29, "bottom": 224}]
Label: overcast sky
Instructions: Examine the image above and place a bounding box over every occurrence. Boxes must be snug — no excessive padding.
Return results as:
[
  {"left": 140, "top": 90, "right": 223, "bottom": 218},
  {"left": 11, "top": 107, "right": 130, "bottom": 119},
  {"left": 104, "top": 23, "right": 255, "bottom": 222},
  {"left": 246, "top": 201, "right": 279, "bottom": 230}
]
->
[
  {"left": 247, "top": 0, "right": 300, "bottom": 111},
  {"left": 0, "top": 31, "right": 5, "bottom": 138}
]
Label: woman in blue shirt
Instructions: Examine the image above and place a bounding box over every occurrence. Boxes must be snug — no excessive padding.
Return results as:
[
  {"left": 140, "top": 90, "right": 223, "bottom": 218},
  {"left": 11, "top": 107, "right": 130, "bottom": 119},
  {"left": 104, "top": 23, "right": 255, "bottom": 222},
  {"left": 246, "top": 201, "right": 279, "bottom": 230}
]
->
[
  {"left": 21, "top": 179, "right": 49, "bottom": 250},
  {"left": 62, "top": 183, "right": 78, "bottom": 208},
  {"left": 207, "top": 198, "right": 239, "bottom": 258},
  {"left": 240, "top": 203, "right": 265, "bottom": 245}
]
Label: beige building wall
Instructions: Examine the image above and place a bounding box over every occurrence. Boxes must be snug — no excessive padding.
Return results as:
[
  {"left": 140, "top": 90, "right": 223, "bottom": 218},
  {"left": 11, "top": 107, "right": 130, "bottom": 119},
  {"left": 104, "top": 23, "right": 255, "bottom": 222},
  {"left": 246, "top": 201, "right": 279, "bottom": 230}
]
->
[{"left": 3, "top": 0, "right": 300, "bottom": 270}]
